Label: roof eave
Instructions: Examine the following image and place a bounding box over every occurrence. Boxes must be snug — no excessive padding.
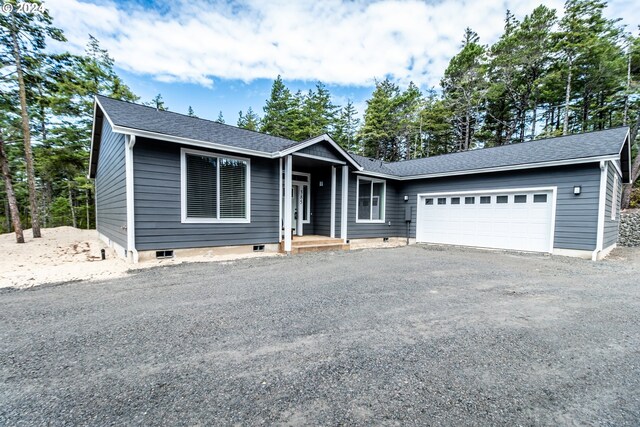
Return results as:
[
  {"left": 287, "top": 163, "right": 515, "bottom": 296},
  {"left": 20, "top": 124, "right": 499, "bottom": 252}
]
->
[{"left": 276, "top": 134, "right": 364, "bottom": 170}]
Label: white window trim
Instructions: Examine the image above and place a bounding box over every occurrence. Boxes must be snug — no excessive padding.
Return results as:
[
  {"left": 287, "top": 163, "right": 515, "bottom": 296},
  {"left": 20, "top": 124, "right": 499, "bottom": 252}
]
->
[
  {"left": 355, "top": 176, "right": 386, "bottom": 223},
  {"left": 180, "top": 147, "right": 251, "bottom": 224},
  {"left": 611, "top": 173, "right": 619, "bottom": 221}
]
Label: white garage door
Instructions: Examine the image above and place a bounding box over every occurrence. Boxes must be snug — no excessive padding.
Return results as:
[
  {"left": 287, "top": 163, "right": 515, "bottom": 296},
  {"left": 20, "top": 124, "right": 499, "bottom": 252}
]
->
[{"left": 416, "top": 188, "right": 555, "bottom": 253}]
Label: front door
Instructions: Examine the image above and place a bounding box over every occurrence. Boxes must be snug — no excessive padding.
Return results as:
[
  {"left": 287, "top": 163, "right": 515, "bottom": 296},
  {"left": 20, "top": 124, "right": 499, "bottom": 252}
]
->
[{"left": 291, "top": 184, "right": 305, "bottom": 236}]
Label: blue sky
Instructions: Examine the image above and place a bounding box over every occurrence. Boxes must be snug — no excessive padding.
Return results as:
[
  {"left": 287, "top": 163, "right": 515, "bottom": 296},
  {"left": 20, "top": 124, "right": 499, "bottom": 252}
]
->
[{"left": 48, "top": 0, "right": 639, "bottom": 124}]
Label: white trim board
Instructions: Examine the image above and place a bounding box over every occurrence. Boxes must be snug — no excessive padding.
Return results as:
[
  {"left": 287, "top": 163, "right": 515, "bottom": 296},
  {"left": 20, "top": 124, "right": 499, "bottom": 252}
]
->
[
  {"left": 124, "top": 135, "right": 138, "bottom": 263},
  {"left": 180, "top": 147, "right": 251, "bottom": 224},
  {"left": 292, "top": 152, "right": 346, "bottom": 165},
  {"left": 278, "top": 134, "right": 363, "bottom": 170}
]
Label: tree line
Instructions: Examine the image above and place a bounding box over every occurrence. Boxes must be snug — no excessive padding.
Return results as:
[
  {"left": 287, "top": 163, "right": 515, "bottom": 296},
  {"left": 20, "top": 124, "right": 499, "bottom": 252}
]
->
[{"left": 0, "top": 0, "right": 638, "bottom": 244}]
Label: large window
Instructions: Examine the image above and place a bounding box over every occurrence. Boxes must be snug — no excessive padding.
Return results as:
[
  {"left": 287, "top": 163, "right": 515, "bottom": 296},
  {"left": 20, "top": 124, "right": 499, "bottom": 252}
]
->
[
  {"left": 181, "top": 149, "right": 250, "bottom": 223},
  {"left": 357, "top": 177, "right": 385, "bottom": 222}
]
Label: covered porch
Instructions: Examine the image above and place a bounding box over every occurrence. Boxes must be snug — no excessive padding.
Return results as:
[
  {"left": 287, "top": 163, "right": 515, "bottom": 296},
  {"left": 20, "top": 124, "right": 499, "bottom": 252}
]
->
[{"left": 278, "top": 137, "right": 359, "bottom": 253}]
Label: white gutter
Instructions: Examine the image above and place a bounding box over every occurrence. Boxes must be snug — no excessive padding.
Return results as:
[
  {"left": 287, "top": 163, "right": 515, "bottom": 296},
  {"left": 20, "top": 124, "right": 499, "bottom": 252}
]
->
[
  {"left": 125, "top": 134, "right": 138, "bottom": 263},
  {"left": 593, "top": 160, "right": 608, "bottom": 261}
]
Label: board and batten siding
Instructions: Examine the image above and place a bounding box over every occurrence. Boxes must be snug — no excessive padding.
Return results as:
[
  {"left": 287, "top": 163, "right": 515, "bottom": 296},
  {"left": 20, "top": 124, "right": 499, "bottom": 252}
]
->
[
  {"left": 133, "top": 138, "right": 279, "bottom": 251},
  {"left": 95, "top": 121, "right": 127, "bottom": 249},
  {"left": 401, "top": 164, "right": 602, "bottom": 251},
  {"left": 603, "top": 161, "right": 622, "bottom": 248},
  {"left": 347, "top": 172, "right": 404, "bottom": 239}
]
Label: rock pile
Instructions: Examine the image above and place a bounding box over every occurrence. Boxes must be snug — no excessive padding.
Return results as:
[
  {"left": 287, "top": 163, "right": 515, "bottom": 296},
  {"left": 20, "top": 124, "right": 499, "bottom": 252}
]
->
[{"left": 618, "top": 209, "right": 640, "bottom": 247}]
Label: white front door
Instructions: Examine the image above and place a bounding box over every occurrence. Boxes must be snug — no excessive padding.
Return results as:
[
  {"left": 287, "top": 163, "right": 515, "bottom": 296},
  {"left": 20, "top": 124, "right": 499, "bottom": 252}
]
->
[
  {"left": 291, "top": 184, "right": 305, "bottom": 236},
  {"left": 416, "top": 188, "right": 555, "bottom": 253}
]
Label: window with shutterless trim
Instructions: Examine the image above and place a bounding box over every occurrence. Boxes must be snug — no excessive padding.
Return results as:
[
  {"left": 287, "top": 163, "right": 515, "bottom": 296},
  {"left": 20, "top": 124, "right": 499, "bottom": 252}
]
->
[
  {"left": 451, "top": 197, "right": 460, "bottom": 205},
  {"left": 437, "top": 197, "right": 446, "bottom": 205},
  {"left": 480, "top": 196, "right": 491, "bottom": 204},
  {"left": 181, "top": 148, "right": 250, "bottom": 223},
  {"left": 496, "top": 195, "right": 508, "bottom": 203},
  {"left": 465, "top": 196, "right": 475, "bottom": 204},
  {"left": 514, "top": 195, "right": 527, "bottom": 203},
  {"left": 356, "top": 176, "right": 386, "bottom": 222}
]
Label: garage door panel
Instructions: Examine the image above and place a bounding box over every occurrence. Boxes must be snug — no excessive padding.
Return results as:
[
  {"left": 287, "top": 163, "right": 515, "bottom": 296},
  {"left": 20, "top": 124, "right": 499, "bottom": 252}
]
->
[{"left": 417, "top": 189, "right": 554, "bottom": 253}]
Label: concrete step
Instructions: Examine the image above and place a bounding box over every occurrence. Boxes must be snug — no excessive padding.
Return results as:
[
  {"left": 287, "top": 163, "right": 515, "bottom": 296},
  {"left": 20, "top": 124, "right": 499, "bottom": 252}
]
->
[
  {"left": 291, "top": 243, "right": 350, "bottom": 254},
  {"left": 292, "top": 238, "right": 343, "bottom": 247}
]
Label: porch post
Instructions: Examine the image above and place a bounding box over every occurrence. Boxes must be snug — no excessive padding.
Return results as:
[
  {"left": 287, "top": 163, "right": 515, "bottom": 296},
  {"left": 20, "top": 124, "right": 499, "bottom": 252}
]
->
[
  {"left": 278, "top": 158, "right": 283, "bottom": 243},
  {"left": 283, "top": 155, "right": 293, "bottom": 252},
  {"left": 330, "top": 166, "right": 336, "bottom": 238},
  {"left": 340, "top": 165, "right": 348, "bottom": 242}
]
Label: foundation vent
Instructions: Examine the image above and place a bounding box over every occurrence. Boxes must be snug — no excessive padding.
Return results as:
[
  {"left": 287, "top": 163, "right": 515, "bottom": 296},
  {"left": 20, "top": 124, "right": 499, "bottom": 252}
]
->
[
  {"left": 253, "top": 245, "right": 265, "bottom": 252},
  {"left": 383, "top": 237, "right": 389, "bottom": 242},
  {"left": 156, "top": 250, "right": 174, "bottom": 259}
]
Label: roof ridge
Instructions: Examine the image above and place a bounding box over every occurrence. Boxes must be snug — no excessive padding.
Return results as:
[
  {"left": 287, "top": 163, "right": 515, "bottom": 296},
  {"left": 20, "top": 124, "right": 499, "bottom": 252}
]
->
[
  {"left": 383, "top": 126, "right": 629, "bottom": 166},
  {"left": 96, "top": 94, "right": 298, "bottom": 145}
]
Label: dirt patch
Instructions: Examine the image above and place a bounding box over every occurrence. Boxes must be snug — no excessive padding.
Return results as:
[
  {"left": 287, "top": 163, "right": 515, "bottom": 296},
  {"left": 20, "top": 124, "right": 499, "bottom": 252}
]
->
[{"left": 0, "top": 227, "right": 280, "bottom": 289}]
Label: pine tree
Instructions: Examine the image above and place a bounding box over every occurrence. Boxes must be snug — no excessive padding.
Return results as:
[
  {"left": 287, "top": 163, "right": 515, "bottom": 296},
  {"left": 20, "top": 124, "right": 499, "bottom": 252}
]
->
[
  {"left": 359, "top": 78, "right": 403, "bottom": 160},
  {"left": 0, "top": 127, "right": 23, "bottom": 243},
  {"left": 0, "top": 0, "right": 65, "bottom": 238},
  {"left": 333, "top": 100, "right": 361, "bottom": 152},
  {"left": 216, "top": 111, "right": 225, "bottom": 124},
  {"left": 441, "top": 28, "right": 487, "bottom": 151},
  {"left": 145, "top": 93, "right": 166, "bottom": 110},
  {"left": 237, "top": 107, "right": 260, "bottom": 131},
  {"left": 261, "top": 75, "right": 295, "bottom": 138},
  {"left": 187, "top": 106, "right": 196, "bottom": 117}
]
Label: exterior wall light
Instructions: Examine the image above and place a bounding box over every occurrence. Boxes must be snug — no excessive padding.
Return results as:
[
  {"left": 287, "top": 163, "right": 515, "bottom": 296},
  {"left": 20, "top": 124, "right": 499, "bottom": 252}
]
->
[
  {"left": 573, "top": 186, "right": 581, "bottom": 195},
  {"left": 404, "top": 195, "right": 409, "bottom": 201}
]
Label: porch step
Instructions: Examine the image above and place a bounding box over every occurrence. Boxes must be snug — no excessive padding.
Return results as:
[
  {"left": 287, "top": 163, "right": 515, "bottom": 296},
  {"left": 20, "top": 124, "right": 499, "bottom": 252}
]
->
[
  {"left": 279, "top": 236, "right": 350, "bottom": 254},
  {"left": 291, "top": 243, "right": 351, "bottom": 254}
]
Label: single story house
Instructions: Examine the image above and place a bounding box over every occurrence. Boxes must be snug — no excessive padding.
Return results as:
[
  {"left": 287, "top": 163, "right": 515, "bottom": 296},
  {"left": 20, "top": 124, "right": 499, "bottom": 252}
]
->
[{"left": 90, "top": 95, "right": 632, "bottom": 262}]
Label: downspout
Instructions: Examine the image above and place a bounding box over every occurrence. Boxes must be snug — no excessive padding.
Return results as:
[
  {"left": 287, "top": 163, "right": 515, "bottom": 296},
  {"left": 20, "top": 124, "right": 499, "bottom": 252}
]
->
[
  {"left": 592, "top": 160, "right": 608, "bottom": 261},
  {"left": 125, "top": 135, "right": 138, "bottom": 263}
]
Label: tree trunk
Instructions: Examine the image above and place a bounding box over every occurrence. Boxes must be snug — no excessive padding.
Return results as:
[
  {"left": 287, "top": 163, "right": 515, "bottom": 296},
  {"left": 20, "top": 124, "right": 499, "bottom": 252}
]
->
[
  {"left": 0, "top": 131, "right": 25, "bottom": 243},
  {"left": 621, "top": 112, "right": 640, "bottom": 209},
  {"left": 68, "top": 181, "right": 77, "bottom": 228},
  {"left": 10, "top": 18, "right": 41, "bottom": 238},
  {"left": 531, "top": 97, "right": 538, "bottom": 139},
  {"left": 624, "top": 44, "right": 631, "bottom": 126},
  {"left": 563, "top": 57, "right": 572, "bottom": 135},
  {"left": 464, "top": 110, "right": 470, "bottom": 151},
  {"left": 86, "top": 188, "right": 90, "bottom": 229}
]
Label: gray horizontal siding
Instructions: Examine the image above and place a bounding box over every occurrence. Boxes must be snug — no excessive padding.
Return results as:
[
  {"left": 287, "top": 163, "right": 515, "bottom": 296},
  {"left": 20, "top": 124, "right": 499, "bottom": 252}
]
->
[
  {"left": 603, "top": 161, "right": 621, "bottom": 248},
  {"left": 400, "top": 164, "right": 602, "bottom": 251},
  {"left": 133, "top": 138, "right": 279, "bottom": 251},
  {"left": 95, "top": 121, "right": 127, "bottom": 249},
  {"left": 347, "top": 172, "right": 404, "bottom": 239}
]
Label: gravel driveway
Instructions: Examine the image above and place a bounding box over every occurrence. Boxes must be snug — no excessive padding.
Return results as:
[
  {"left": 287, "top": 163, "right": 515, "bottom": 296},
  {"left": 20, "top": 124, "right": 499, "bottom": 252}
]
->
[{"left": 2, "top": 245, "right": 640, "bottom": 426}]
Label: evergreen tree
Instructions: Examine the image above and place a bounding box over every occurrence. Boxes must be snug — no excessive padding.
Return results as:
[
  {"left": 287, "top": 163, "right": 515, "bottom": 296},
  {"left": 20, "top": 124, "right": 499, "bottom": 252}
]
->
[
  {"left": 216, "top": 111, "right": 225, "bottom": 124},
  {"left": 332, "top": 100, "right": 361, "bottom": 152},
  {"left": 359, "top": 78, "right": 403, "bottom": 160},
  {"left": 237, "top": 107, "right": 260, "bottom": 131},
  {"left": 441, "top": 28, "right": 487, "bottom": 151},
  {"left": 187, "top": 106, "right": 196, "bottom": 117},
  {"left": 145, "top": 93, "right": 166, "bottom": 110},
  {"left": 0, "top": 0, "right": 65, "bottom": 237},
  {"left": 261, "top": 75, "right": 295, "bottom": 138}
]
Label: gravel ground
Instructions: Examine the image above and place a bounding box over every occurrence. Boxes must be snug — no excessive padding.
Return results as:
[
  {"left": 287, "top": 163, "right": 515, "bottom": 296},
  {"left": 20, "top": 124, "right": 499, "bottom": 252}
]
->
[{"left": 2, "top": 245, "right": 640, "bottom": 426}]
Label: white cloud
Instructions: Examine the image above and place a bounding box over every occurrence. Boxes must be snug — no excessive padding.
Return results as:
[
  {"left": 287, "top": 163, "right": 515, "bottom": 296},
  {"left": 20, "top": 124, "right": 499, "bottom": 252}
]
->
[{"left": 46, "top": 0, "right": 637, "bottom": 89}]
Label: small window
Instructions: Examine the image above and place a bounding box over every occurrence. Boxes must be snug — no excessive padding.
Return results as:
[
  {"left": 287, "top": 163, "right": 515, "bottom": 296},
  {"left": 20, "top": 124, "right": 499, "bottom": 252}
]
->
[
  {"left": 480, "top": 196, "right": 491, "bottom": 204},
  {"left": 437, "top": 198, "right": 446, "bottom": 205},
  {"left": 496, "top": 195, "right": 508, "bottom": 204},
  {"left": 292, "top": 173, "right": 309, "bottom": 182},
  {"left": 533, "top": 194, "right": 547, "bottom": 203},
  {"left": 514, "top": 195, "right": 527, "bottom": 203},
  {"left": 465, "top": 197, "right": 475, "bottom": 204},
  {"left": 425, "top": 198, "right": 433, "bottom": 205},
  {"left": 451, "top": 197, "right": 460, "bottom": 205}
]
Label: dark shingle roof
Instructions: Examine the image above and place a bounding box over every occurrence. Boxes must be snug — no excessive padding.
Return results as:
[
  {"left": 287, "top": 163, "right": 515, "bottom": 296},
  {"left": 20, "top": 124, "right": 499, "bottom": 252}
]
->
[
  {"left": 96, "top": 96, "right": 628, "bottom": 179},
  {"left": 97, "top": 95, "right": 299, "bottom": 153},
  {"left": 356, "top": 127, "right": 629, "bottom": 177}
]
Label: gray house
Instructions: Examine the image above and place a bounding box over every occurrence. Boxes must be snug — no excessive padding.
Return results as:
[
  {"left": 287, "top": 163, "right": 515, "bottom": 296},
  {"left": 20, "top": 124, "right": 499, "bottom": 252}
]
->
[{"left": 90, "top": 96, "right": 632, "bottom": 262}]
